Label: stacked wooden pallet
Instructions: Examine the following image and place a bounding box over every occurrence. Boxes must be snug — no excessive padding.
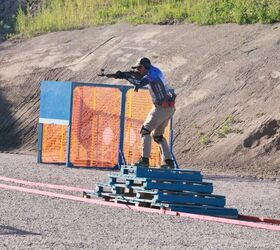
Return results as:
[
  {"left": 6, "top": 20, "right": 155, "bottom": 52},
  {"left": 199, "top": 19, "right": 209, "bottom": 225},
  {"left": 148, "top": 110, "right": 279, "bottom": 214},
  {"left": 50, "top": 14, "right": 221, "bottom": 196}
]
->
[{"left": 84, "top": 165, "right": 238, "bottom": 218}]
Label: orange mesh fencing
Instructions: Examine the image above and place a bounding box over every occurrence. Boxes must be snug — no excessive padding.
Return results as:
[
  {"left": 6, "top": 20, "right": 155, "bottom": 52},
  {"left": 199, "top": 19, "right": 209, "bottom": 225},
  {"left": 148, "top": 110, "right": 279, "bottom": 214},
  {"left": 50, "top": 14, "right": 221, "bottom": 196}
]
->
[
  {"left": 41, "top": 85, "right": 171, "bottom": 168},
  {"left": 70, "top": 86, "right": 121, "bottom": 167},
  {"left": 42, "top": 124, "right": 67, "bottom": 163},
  {"left": 124, "top": 89, "right": 170, "bottom": 167}
]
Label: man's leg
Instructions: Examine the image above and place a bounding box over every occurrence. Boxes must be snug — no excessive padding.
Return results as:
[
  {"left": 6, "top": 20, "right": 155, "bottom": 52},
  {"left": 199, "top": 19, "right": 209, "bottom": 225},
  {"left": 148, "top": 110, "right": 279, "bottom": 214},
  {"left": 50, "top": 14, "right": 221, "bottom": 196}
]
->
[
  {"left": 153, "top": 107, "right": 175, "bottom": 168},
  {"left": 140, "top": 126, "right": 152, "bottom": 159},
  {"left": 135, "top": 106, "right": 166, "bottom": 167},
  {"left": 135, "top": 126, "right": 151, "bottom": 167}
]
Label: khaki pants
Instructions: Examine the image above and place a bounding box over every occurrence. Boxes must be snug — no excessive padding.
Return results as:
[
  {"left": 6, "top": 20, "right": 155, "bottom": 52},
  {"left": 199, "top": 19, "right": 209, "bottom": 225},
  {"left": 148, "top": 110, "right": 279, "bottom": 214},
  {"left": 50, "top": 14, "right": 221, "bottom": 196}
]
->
[{"left": 142, "top": 105, "right": 175, "bottom": 161}]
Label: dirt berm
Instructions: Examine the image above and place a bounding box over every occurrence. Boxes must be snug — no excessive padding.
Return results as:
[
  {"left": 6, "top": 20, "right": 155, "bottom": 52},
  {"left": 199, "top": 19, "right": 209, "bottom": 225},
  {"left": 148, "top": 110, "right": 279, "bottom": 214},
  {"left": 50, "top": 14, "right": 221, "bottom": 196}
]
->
[{"left": 0, "top": 23, "right": 280, "bottom": 179}]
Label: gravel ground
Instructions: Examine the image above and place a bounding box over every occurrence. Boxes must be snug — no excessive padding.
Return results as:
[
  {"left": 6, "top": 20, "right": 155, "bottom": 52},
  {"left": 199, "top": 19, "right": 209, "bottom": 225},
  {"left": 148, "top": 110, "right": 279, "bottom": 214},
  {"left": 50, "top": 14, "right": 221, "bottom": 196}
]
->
[{"left": 0, "top": 152, "right": 279, "bottom": 249}]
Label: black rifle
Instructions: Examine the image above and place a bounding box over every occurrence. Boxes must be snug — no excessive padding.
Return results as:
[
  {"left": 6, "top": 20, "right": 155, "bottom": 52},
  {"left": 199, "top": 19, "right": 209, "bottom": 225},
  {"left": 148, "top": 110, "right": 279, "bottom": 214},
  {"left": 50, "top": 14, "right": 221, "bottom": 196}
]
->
[
  {"left": 98, "top": 69, "right": 117, "bottom": 78},
  {"left": 98, "top": 68, "right": 142, "bottom": 79},
  {"left": 98, "top": 69, "right": 142, "bottom": 91}
]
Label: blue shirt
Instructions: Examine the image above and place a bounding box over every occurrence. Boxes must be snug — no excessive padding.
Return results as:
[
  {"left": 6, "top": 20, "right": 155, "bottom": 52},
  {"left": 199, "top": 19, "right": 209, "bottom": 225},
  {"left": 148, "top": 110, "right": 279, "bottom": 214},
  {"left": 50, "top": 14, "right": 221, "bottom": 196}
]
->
[{"left": 127, "top": 65, "right": 174, "bottom": 104}]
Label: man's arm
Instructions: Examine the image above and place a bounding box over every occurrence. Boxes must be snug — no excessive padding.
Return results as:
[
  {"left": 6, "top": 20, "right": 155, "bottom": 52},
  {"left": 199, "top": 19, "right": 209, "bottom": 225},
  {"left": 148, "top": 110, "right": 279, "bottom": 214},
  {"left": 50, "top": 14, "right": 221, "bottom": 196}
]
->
[
  {"left": 98, "top": 69, "right": 151, "bottom": 91},
  {"left": 111, "top": 71, "right": 151, "bottom": 91},
  {"left": 128, "top": 77, "right": 150, "bottom": 92}
]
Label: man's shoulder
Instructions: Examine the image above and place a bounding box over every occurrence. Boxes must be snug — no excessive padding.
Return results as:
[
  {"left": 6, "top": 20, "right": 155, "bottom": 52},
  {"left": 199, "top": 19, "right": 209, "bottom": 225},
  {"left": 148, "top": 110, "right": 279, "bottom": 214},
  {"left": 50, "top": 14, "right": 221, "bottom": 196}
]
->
[{"left": 148, "top": 65, "right": 163, "bottom": 76}]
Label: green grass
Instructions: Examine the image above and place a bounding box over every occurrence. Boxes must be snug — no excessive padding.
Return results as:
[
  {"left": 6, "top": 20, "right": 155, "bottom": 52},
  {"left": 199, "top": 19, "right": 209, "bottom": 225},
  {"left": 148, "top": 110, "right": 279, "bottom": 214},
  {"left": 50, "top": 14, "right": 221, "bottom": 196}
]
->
[
  {"left": 215, "top": 114, "right": 243, "bottom": 138},
  {"left": 199, "top": 133, "right": 211, "bottom": 145},
  {"left": 216, "top": 115, "right": 234, "bottom": 138},
  {"left": 193, "top": 123, "right": 211, "bottom": 146},
  {"left": 193, "top": 115, "right": 243, "bottom": 146},
  {"left": 15, "top": 0, "right": 280, "bottom": 37}
]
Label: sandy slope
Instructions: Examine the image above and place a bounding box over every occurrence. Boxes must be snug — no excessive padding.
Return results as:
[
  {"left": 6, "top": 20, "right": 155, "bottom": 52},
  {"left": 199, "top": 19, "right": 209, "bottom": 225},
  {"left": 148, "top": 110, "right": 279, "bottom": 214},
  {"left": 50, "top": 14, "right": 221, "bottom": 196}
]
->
[{"left": 0, "top": 23, "right": 280, "bottom": 178}]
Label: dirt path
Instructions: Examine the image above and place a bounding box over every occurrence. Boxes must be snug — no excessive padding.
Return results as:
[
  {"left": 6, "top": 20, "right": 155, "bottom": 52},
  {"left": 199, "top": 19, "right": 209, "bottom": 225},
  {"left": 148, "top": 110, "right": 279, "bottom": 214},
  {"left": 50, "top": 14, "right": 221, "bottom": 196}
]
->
[{"left": 0, "top": 153, "right": 279, "bottom": 249}]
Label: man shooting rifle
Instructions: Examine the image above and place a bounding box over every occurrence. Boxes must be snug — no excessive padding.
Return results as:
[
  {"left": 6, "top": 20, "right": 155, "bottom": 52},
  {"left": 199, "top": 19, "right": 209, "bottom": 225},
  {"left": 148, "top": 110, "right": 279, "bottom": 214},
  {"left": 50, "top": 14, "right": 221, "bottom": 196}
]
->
[{"left": 99, "top": 57, "right": 176, "bottom": 169}]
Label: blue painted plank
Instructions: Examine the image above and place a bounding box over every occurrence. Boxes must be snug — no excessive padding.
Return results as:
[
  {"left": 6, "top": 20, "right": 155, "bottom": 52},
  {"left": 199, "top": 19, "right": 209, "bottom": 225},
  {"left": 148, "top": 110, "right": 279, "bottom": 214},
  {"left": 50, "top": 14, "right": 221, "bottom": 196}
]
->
[
  {"left": 169, "top": 205, "right": 238, "bottom": 218},
  {"left": 155, "top": 192, "right": 225, "bottom": 207},
  {"left": 135, "top": 167, "right": 202, "bottom": 181},
  {"left": 121, "top": 165, "right": 201, "bottom": 176},
  {"left": 144, "top": 179, "right": 213, "bottom": 193}
]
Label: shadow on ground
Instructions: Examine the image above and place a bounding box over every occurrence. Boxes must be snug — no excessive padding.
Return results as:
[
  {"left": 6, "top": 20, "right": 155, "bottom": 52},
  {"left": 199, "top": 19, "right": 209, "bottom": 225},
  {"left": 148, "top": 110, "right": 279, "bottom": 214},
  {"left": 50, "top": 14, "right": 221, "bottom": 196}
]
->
[{"left": 0, "top": 225, "right": 41, "bottom": 236}]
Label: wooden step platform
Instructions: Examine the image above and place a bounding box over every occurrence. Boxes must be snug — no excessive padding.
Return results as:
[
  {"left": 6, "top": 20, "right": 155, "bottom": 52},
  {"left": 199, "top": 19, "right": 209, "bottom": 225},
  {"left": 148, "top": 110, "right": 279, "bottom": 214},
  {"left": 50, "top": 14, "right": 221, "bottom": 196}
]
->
[{"left": 84, "top": 165, "right": 238, "bottom": 218}]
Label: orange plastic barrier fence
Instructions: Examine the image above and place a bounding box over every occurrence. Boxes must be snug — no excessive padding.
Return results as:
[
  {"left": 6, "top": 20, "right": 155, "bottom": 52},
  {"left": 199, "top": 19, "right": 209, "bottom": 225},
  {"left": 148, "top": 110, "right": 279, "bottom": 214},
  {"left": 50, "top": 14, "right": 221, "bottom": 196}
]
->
[
  {"left": 124, "top": 89, "right": 170, "bottom": 167},
  {"left": 70, "top": 86, "right": 121, "bottom": 167},
  {"left": 41, "top": 85, "right": 170, "bottom": 168},
  {"left": 42, "top": 124, "right": 67, "bottom": 163}
]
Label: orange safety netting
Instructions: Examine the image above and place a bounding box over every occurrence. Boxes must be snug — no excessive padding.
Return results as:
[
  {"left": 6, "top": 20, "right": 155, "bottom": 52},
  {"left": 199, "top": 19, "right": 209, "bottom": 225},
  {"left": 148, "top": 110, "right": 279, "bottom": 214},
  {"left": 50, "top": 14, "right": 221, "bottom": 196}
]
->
[
  {"left": 70, "top": 86, "right": 121, "bottom": 167},
  {"left": 41, "top": 124, "right": 67, "bottom": 163},
  {"left": 123, "top": 89, "right": 170, "bottom": 167}
]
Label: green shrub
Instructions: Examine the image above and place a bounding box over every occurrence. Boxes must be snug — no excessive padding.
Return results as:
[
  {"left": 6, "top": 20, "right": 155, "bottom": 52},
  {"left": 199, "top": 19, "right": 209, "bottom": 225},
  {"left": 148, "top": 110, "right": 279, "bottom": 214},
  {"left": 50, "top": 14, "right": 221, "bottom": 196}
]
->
[
  {"left": 199, "top": 133, "right": 210, "bottom": 145},
  {"left": 193, "top": 123, "right": 211, "bottom": 145},
  {"left": 216, "top": 114, "right": 235, "bottom": 138}
]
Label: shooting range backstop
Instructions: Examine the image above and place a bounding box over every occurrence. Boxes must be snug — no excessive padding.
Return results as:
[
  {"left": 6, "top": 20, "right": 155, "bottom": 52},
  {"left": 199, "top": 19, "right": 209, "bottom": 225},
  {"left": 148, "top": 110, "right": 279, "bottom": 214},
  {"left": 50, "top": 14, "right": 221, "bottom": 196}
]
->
[{"left": 37, "top": 81, "right": 175, "bottom": 169}]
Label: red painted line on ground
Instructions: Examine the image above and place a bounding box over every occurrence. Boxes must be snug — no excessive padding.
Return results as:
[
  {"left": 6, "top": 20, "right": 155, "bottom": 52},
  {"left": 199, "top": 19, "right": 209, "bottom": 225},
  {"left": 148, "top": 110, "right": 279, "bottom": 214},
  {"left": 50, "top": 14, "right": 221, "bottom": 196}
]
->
[
  {"left": 238, "top": 214, "right": 280, "bottom": 225},
  {"left": 173, "top": 211, "right": 280, "bottom": 231},
  {"left": 0, "top": 183, "right": 280, "bottom": 231},
  {"left": 0, "top": 176, "right": 93, "bottom": 193}
]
